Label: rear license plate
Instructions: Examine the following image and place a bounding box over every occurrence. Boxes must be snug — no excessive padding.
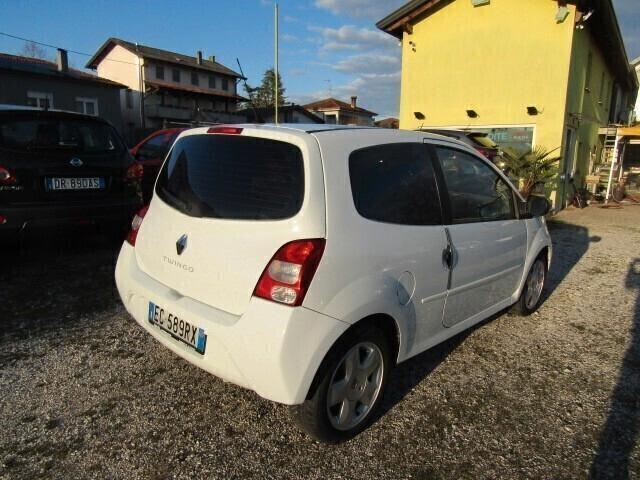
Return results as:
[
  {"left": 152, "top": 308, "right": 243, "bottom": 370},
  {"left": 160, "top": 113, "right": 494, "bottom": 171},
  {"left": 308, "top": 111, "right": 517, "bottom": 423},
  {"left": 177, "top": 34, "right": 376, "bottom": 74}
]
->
[
  {"left": 147, "top": 302, "right": 207, "bottom": 354},
  {"left": 45, "top": 177, "right": 105, "bottom": 191}
]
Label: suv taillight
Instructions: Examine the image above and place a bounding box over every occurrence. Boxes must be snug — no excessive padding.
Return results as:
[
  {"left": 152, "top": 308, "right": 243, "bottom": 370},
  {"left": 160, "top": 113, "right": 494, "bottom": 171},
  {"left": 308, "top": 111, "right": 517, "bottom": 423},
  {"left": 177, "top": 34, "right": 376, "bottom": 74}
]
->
[
  {"left": 0, "top": 166, "right": 17, "bottom": 184},
  {"left": 253, "top": 239, "right": 326, "bottom": 307},
  {"left": 125, "top": 161, "right": 144, "bottom": 181},
  {"left": 126, "top": 205, "right": 149, "bottom": 246}
]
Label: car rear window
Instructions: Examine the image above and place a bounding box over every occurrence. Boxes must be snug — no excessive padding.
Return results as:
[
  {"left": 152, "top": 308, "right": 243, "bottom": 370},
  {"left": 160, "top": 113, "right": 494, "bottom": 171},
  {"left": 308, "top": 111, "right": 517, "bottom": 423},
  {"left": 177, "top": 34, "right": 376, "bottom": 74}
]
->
[
  {"left": 0, "top": 118, "right": 123, "bottom": 153},
  {"left": 156, "top": 134, "right": 304, "bottom": 220}
]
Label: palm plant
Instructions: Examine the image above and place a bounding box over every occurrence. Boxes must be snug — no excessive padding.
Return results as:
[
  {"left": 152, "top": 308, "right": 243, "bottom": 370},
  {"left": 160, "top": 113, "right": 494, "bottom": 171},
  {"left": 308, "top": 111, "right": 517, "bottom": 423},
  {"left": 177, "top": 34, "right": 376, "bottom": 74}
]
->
[{"left": 503, "top": 146, "right": 561, "bottom": 198}]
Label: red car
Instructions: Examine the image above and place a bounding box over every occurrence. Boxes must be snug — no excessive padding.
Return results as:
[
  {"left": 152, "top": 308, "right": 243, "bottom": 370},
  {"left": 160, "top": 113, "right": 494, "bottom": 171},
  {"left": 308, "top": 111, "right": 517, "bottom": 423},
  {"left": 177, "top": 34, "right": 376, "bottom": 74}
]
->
[{"left": 130, "top": 128, "right": 186, "bottom": 202}]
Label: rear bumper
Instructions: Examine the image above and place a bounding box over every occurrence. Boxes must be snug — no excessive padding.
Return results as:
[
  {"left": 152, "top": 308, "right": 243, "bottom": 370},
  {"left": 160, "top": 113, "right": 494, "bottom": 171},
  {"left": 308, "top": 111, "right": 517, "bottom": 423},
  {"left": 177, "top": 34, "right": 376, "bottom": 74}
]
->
[
  {"left": 115, "top": 243, "right": 349, "bottom": 405},
  {"left": 0, "top": 197, "right": 141, "bottom": 232}
]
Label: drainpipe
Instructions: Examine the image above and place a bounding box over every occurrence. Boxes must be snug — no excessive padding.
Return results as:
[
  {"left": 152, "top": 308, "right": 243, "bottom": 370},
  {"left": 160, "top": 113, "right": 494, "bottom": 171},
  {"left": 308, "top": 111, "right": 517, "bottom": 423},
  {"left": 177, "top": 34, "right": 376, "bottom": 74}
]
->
[{"left": 136, "top": 43, "right": 146, "bottom": 129}]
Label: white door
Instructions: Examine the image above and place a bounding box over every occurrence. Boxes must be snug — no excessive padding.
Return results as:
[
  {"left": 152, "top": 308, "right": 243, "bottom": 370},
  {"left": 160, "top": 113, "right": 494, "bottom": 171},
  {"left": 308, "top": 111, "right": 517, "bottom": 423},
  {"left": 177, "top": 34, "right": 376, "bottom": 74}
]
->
[{"left": 432, "top": 146, "right": 526, "bottom": 328}]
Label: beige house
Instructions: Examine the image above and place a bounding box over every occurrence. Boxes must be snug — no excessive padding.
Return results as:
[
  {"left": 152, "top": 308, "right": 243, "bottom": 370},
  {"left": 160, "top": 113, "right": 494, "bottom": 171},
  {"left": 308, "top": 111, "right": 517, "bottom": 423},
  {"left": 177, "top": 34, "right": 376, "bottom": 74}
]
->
[
  {"left": 304, "top": 97, "right": 377, "bottom": 126},
  {"left": 86, "top": 38, "right": 246, "bottom": 143}
]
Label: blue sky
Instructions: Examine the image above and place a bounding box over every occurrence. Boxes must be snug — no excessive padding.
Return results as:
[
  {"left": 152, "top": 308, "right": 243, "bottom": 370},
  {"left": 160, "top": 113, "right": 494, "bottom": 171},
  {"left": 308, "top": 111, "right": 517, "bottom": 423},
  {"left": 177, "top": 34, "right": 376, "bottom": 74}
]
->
[{"left": 1, "top": 0, "right": 639, "bottom": 118}]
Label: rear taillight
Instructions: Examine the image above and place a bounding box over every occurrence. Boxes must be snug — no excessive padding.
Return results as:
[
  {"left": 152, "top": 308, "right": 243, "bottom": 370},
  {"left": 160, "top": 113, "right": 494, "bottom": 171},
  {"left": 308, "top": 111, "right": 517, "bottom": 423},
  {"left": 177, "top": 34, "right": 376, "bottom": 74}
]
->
[
  {"left": 207, "top": 126, "right": 243, "bottom": 135},
  {"left": 0, "top": 166, "right": 17, "bottom": 185},
  {"left": 126, "top": 205, "right": 149, "bottom": 246},
  {"left": 125, "top": 161, "right": 144, "bottom": 181},
  {"left": 253, "top": 239, "right": 326, "bottom": 307},
  {"left": 0, "top": 215, "right": 6, "bottom": 225}
]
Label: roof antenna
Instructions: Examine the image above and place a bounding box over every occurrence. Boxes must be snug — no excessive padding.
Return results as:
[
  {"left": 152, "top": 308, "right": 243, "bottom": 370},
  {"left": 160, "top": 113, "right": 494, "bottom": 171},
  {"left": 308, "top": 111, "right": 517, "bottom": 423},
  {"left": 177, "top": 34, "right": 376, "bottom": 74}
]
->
[{"left": 236, "top": 58, "right": 260, "bottom": 123}]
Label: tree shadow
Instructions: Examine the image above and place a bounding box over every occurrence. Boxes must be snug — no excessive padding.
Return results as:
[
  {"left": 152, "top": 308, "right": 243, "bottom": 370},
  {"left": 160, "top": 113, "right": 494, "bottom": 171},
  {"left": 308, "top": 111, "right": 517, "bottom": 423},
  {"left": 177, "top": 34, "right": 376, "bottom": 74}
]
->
[{"left": 589, "top": 258, "right": 640, "bottom": 479}]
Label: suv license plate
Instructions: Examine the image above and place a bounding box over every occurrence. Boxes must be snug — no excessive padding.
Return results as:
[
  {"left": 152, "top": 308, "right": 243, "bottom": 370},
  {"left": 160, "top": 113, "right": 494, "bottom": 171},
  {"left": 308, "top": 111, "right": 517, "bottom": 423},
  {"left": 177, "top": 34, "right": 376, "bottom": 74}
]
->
[
  {"left": 147, "top": 302, "right": 207, "bottom": 354},
  {"left": 45, "top": 177, "right": 105, "bottom": 191}
]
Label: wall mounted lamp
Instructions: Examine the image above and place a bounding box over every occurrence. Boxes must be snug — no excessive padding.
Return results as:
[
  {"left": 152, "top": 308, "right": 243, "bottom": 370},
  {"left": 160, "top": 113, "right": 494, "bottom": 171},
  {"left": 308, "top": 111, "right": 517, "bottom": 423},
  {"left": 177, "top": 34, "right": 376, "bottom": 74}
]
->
[{"left": 466, "top": 109, "right": 478, "bottom": 118}]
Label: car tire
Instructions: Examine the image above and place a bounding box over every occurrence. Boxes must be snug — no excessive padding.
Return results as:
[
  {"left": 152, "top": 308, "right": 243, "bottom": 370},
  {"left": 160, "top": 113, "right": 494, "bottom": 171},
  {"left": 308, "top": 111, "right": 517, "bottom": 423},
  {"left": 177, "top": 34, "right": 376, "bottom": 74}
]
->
[
  {"left": 513, "top": 255, "right": 547, "bottom": 316},
  {"left": 289, "top": 323, "right": 393, "bottom": 443}
]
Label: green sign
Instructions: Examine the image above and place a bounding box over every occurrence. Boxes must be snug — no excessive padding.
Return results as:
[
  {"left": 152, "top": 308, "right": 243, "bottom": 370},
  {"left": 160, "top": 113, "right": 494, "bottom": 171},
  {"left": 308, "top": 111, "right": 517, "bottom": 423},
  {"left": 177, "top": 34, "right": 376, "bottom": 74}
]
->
[{"left": 474, "top": 127, "right": 535, "bottom": 155}]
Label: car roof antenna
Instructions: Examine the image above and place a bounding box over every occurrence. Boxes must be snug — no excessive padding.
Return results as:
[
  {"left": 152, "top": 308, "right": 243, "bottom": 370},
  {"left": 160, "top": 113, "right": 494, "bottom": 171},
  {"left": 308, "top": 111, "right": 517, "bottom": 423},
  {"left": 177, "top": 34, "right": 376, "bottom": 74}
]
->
[{"left": 236, "top": 58, "right": 260, "bottom": 124}]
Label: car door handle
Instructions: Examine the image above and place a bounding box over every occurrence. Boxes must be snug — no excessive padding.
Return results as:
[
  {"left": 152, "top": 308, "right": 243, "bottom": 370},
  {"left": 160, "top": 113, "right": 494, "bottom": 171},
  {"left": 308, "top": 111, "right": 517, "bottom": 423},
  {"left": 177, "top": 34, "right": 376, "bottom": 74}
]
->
[{"left": 442, "top": 244, "right": 453, "bottom": 269}]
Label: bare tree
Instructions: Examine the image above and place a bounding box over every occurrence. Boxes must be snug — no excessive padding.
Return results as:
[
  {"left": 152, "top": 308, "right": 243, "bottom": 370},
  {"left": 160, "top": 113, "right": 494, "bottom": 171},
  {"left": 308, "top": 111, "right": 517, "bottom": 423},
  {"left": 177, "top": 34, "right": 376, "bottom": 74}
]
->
[{"left": 20, "top": 41, "right": 51, "bottom": 60}]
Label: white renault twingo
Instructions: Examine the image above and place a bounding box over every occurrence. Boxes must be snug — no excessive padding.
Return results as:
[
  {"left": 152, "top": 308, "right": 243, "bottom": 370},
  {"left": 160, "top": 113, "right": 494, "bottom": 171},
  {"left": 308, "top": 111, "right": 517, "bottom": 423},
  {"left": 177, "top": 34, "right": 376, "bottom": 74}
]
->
[{"left": 115, "top": 124, "right": 552, "bottom": 442}]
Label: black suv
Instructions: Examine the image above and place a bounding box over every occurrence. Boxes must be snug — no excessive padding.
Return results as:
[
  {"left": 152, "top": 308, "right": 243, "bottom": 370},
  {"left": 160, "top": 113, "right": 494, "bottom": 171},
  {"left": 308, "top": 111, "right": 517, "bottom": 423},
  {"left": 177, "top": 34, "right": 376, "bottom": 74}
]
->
[{"left": 0, "top": 109, "right": 142, "bottom": 242}]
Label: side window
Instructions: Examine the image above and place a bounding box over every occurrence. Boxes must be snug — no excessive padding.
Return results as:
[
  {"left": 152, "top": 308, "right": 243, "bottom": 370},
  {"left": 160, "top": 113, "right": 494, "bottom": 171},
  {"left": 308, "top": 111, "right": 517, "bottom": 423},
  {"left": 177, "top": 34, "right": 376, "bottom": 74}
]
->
[
  {"left": 349, "top": 143, "right": 442, "bottom": 226},
  {"left": 137, "top": 134, "right": 169, "bottom": 159},
  {"left": 435, "top": 147, "right": 515, "bottom": 223}
]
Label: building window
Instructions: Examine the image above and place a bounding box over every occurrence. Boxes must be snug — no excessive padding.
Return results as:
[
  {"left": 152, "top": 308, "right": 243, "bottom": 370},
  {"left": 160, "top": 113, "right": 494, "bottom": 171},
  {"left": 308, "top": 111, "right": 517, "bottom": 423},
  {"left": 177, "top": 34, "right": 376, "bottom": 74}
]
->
[
  {"left": 156, "top": 65, "right": 165, "bottom": 80},
  {"left": 191, "top": 72, "right": 199, "bottom": 86},
  {"left": 585, "top": 52, "right": 593, "bottom": 91},
  {"left": 125, "top": 89, "right": 133, "bottom": 109},
  {"left": 209, "top": 75, "right": 216, "bottom": 89},
  {"left": 172, "top": 68, "right": 180, "bottom": 82},
  {"left": 75, "top": 97, "right": 98, "bottom": 116},
  {"left": 26, "top": 91, "right": 53, "bottom": 109},
  {"left": 599, "top": 71, "right": 605, "bottom": 101},
  {"left": 221, "top": 77, "right": 229, "bottom": 91}
]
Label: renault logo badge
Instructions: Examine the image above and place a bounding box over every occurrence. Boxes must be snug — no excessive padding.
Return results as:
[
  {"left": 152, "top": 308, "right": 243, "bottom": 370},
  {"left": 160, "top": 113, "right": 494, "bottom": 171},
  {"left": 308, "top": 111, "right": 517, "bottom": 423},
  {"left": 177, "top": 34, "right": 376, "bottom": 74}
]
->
[
  {"left": 176, "top": 234, "right": 188, "bottom": 255},
  {"left": 69, "top": 158, "right": 83, "bottom": 167}
]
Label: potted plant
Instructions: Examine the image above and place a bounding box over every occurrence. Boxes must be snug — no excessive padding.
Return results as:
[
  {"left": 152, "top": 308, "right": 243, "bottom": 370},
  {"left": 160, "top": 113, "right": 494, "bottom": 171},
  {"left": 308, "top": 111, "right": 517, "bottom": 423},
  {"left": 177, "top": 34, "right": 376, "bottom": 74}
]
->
[{"left": 502, "top": 146, "right": 561, "bottom": 198}]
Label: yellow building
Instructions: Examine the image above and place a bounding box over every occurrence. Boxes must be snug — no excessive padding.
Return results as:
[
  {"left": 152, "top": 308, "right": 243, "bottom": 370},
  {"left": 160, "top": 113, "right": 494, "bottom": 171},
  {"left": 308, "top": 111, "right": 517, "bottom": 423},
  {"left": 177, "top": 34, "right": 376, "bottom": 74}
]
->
[{"left": 377, "top": 0, "right": 638, "bottom": 208}]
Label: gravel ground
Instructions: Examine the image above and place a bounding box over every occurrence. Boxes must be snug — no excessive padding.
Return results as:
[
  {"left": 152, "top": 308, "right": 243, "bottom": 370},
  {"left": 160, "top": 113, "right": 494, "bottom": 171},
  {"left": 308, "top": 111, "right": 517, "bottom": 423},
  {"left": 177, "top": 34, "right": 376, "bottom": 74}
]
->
[{"left": 0, "top": 206, "right": 639, "bottom": 480}]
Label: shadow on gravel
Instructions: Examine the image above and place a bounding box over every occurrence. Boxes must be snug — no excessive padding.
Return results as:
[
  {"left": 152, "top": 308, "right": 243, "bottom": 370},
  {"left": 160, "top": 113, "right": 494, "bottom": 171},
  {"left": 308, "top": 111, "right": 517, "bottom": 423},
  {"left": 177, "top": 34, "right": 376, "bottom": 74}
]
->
[
  {"left": 0, "top": 227, "right": 123, "bottom": 340},
  {"left": 543, "top": 219, "right": 601, "bottom": 306},
  {"left": 374, "top": 219, "right": 602, "bottom": 425},
  {"left": 589, "top": 258, "right": 640, "bottom": 479}
]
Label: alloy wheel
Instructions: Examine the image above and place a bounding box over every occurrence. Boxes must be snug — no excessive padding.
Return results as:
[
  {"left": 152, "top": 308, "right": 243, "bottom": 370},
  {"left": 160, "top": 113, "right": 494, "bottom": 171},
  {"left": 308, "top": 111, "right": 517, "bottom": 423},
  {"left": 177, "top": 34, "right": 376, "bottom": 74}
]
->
[
  {"left": 326, "top": 342, "right": 384, "bottom": 431},
  {"left": 525, "top": 260, "right": 545, "bottom": 309}
]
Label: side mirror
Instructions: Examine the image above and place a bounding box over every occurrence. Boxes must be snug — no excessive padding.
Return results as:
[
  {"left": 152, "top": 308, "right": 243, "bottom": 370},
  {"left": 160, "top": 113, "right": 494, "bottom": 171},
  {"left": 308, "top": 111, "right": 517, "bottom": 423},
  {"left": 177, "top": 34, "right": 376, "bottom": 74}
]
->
[{"left": 527, "top": 195, "right": 550, "bottom": 218}]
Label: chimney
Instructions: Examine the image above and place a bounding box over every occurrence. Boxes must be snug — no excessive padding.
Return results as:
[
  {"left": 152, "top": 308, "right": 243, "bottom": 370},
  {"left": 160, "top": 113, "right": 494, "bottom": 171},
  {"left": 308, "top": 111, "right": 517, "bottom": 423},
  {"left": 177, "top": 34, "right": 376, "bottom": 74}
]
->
[
  {"left": 56, "top": 48, "right": 68, "bottom": 73},
  {"left": 196, "top": 50, "right": 203, "bottom": 65},
  {"left": 351, "top": 96, "right": 357, "bottom": 108},
  {"left": 208, "top": 55, "right": 216, "bottom": 63}
]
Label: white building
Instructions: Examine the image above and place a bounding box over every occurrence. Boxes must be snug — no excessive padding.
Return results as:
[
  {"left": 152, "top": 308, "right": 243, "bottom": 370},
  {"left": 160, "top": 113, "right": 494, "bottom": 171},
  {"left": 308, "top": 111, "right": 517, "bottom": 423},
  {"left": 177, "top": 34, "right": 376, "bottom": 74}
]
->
[{"left": 86, "top": 38, "right": 246, "bottom": 143}]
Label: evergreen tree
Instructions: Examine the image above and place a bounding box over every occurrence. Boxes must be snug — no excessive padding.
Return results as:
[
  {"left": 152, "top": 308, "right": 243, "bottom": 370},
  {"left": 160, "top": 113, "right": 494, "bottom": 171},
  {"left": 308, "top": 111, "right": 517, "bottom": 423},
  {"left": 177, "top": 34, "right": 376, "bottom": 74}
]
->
[{"left": 244, "top": 68, "right": 286, "bottom": 108}]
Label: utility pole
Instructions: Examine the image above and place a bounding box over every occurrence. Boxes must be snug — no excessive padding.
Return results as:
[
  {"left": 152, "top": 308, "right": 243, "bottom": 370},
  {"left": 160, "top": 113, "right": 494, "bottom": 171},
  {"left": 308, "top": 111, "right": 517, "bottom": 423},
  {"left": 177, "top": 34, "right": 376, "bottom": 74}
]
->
[{"left": 274, "top": 2, "right": 279, "bottom": 125}]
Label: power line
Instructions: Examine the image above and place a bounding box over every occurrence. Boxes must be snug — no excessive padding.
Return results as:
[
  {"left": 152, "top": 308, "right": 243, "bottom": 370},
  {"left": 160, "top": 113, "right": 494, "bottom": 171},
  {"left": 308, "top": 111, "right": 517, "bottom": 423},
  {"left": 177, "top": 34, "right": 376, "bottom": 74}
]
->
[{"left": 0, "top": 31, "right": 138, "bottom": 66}]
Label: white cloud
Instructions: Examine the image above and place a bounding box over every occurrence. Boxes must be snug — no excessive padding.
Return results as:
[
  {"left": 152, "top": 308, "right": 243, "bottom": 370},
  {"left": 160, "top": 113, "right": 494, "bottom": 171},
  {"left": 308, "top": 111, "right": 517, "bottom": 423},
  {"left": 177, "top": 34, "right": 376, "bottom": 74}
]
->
[
  {"left": 282, "top": 33, "right": 299, "bottom": 42},
  {"left": 308, "top": 25, "right": 399, "bottom": 53},
  {"left": 291, "top": 71, "right": 401, "bottom": 118},
  {"left": 314, "top": 0, "right": 406, "bottom": 21},
  {"left": 332, "top": 53, "right": 400, "bottom": 74}
]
